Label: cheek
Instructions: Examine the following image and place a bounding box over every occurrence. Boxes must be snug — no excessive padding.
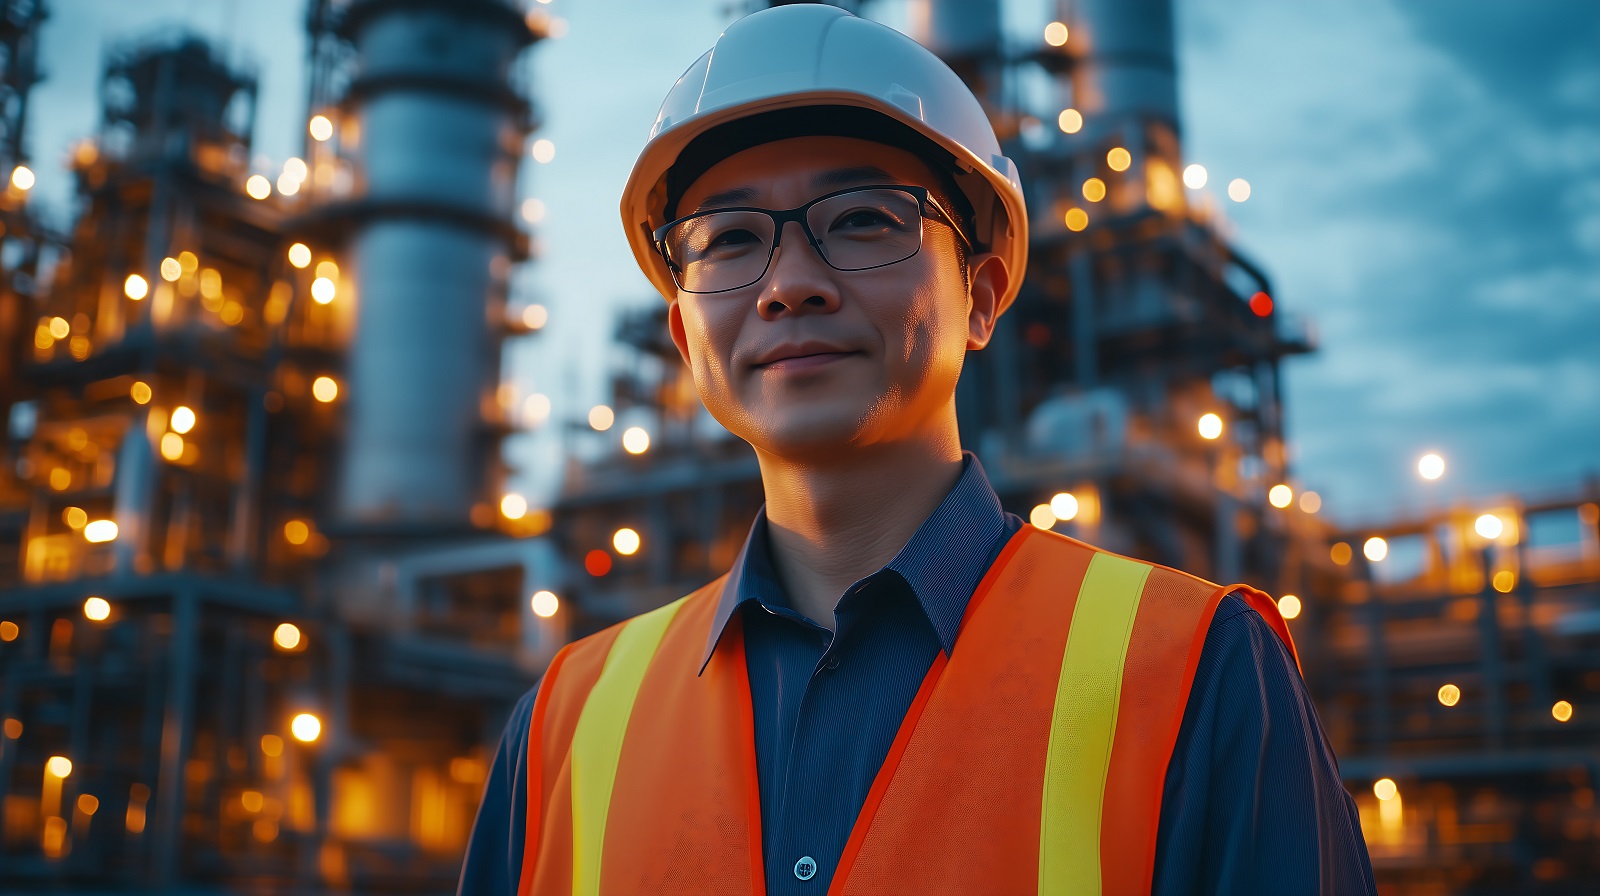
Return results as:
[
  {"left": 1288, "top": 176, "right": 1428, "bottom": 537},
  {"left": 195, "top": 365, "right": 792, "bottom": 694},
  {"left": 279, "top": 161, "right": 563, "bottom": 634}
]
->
[{"left": 678, "top": 299, "right": 743, "bottom": 400}]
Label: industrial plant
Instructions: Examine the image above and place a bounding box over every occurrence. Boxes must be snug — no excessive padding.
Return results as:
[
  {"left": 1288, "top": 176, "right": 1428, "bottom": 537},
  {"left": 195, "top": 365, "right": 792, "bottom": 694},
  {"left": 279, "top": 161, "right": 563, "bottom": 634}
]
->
[{"left": 0, "top": 0, "right": 1595, "bottom": 893}]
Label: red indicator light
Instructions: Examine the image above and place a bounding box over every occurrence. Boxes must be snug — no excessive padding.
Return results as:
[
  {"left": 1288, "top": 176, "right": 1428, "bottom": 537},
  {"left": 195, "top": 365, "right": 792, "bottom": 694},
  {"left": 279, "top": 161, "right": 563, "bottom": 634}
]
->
[
  {"left": 584, "top": 549, "right": 613, "bottom": 577},
  {"left": 1249, "top": 292, "right": 1273, "bottom": 317}
]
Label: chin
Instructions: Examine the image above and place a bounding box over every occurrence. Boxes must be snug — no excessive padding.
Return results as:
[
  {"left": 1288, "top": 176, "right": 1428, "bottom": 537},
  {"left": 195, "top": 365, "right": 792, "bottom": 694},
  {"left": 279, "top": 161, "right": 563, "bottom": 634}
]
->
[{"left": 739, "top": 401, "right": 886, "bottom": 459}]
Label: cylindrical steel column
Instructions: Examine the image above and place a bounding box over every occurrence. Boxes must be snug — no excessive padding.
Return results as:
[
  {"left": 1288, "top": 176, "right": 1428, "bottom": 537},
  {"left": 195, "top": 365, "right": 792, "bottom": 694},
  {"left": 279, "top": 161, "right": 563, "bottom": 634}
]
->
[
  {"left": 1066, "top": 0, "right": 1181, "bottom": 140},
  {"left": 332, "top": 0, "right": 531, "bottom": 525}
]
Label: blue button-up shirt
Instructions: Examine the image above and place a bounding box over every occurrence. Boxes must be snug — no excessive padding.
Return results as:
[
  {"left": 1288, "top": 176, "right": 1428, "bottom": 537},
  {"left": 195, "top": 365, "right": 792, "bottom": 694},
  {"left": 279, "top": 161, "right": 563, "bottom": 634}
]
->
[{"left": 460, "top": 452, "right": 1376, "bottom": 895}]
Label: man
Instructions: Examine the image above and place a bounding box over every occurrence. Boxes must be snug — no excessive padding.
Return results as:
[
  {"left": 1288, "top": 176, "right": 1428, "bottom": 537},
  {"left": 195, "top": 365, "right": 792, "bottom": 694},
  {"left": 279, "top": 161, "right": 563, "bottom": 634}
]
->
[{"left": 461, "top": 5, "right": 1375, "bottom": 895}]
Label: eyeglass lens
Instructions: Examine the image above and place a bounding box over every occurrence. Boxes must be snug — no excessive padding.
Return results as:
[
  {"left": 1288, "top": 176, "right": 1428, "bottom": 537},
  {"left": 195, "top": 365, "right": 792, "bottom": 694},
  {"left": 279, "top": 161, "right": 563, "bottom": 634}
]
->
[{"left": 663, "top": 188, "right": 925, "bottom": 293}]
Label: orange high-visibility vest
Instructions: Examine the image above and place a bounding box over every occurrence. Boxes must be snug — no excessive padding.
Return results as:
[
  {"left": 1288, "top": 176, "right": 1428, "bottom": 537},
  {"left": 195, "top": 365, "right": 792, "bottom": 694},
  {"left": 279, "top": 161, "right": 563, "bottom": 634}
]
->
[{"left": 516, "top": 526, "right": 1297, "bottom": 896}]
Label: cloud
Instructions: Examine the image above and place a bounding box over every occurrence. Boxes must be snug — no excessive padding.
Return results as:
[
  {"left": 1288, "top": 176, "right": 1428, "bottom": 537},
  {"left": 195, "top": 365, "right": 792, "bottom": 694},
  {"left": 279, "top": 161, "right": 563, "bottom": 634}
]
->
[{"left": 1180, "top": 0, "right": 1600, "bottom": 517}]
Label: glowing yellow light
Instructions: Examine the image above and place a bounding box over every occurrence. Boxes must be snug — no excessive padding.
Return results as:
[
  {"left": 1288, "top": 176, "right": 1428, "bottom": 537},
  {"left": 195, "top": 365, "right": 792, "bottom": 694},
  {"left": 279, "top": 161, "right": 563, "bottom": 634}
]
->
[
  {"left": 84, "top": 520, "right": 118, "bottom": 543},
  {"left": 245, "top": 175, "right": 271, "bottom": 200},
  {"left": 1326, "top": 539, "right": 1347, "bottom": 562},
  {"left": 1081, "top": 177, "right": 1106, "bottom": 202},
  {"left": 11, "top": 164, "right": 34, "bottom": 190},
  {"left": 287, "top": 243, "right": 312, "bottom": 269},
  {"left": 521, "top": 198, "right": 546, "bottom": 223},
  {"left": 3, "top": 718, "right": 20, "bottom": 738},
  {"left": 1050, "top": 492, "right": 1079, "bottom": 521},
  {"left": 1227, "top": 178, "right": 1251, "bottom": 202},
  {"left": 171, "top": 405, "right": 196, "bottom": 433},
  {"left": 0, "top": 621, "right": 16, "bottom": 642},
  {"left": 253, "top": 817, "right": 278, "bottom": 842},
  {"left": 313, "top": 260, "right": 338, "bottom": 281},
  {"left": 273, "top": 623, "right": 302, "bottom": 651},
  {"left": 1418, "top": 453, "right": 1445, "bottom": 480},
  {"left": 124, "top": 274, "right": 149, "bottom": 300},
  {"left": 531, "top": 590, "right": 559, "bottom": 618},
  {"left": 1182, "top": 163, "right": 1207, "bottom": 189},
  {"left": 1107, "top": 147, "right": 1132, "bottom": 172},
  {"left": 309, "top": 115, "right": 334, "bottom": 142},
  {"left": 1492, "top": 570, "right": 1516, "bottom": 593},
  {"left": 48, "top": 316, "right": 70, "bottom": 339},
  {"left": 160, "top": 257, "right": 182, "bottom": 281},
  {"left": 1374, "top": 778, "right": 1398, "bottom": 801},
  {"left": 283, "top": 157, "right": 308, "bottom": 182},
  {"left": 1043, "top": 21, "right": 1069, "bottom": 46},
  {"left": 260, "top": 735, "right": 283, "bottom": 757},
  {"left": 589, "top": 405, "right": 615, "bottom": 431},
  {"left": 77, "top": 793, "right": 99, "bottom": 815},
  {"left": 1268, "top": 484, "right": 1293, "bottom": 508},
  {"left": 47, "top": 755, "right": 72, "bottom": 778},
  {"left": 1299, "top": 490, "right": 1322, "bottom": 514},
  {"left": 501, "top": 493, "right": 528, "bottom": 520},
  {"left": 1198, "top": 413, "right": 1223, "bottom": 440},
  {"left": 65, "top": 507, "right": 87, "bottom": 529},
  {"left": 531, "top": 139, "right": 556, "bottom": 163},
  {"left": 276, "top": 172, "right": 301, "bottom": 196},
  {"left": 311, "top": 277, "right": 336, "bottom": 304},
  {"left": 1553, "top": 700, "right": 1574, "bottom": 722},
  {"left": 1277, "top": 594, "right": 1302, "bottom": 619},
  {"left": 613, "top": 527, "right": 641, "bottom": 555},
  {"left": 1438, "top": 683, "right": 1461, "bottom": 707},
  {"left": 312, "top": 376, "right": 338, "bottom": 402},
  {"left": 1064, "top": 208, "right": 1089, "bottom": 232},
  {"left": 622, "top": 426, "right": 650, "bottom": 454},
  {"left": 523, "top": 393, "right": 551, "bottom": 425},
  {"left": 284, "top": 519, "right": 310, "bottom": 545},
  {"left": 160, "top": 432, "right": 184, "bottom": 461},
  {"left": 241, "top": 790, "right": 264, "bottom": 813},
  {"left": 1474, "top": 513, "right": 1504, "bottom": 540},
  {"left": 83, "top": 596, "right": 110, "bottom": 621},
  {"left": 290, "top": 713, "right": 322, "bottom": 743},
  {"left": 1029, "top": 503, "right": 1057, "bottom": 530},
  {"left": 1057, "top": 108, "right": 1083, "bottom": 134},
  {"left": 522, "top": 304, "right": 548, "bottom": 330},
  {"left": 48, "top": 467, "right": 70, "bottom": 490},
  {"left": 1363, "top": 536, "right": 1388, "bottom": 562}
]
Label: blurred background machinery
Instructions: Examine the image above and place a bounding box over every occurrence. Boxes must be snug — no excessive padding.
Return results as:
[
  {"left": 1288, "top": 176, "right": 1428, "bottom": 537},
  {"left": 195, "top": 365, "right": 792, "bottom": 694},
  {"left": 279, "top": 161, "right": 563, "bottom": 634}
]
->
[
  {"left": 0, "top": 0, "right": 1596, "bottom": 894},
  {"left": 0, "top": 0, "right": 560, "bottom": 890}
]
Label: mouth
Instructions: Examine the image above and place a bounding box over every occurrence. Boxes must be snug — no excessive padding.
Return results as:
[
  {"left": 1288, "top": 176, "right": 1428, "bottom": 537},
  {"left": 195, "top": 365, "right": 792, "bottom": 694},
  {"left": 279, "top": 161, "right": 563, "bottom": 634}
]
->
[{"left": 753, "top": 350, "right": 859, "bottom": 372}]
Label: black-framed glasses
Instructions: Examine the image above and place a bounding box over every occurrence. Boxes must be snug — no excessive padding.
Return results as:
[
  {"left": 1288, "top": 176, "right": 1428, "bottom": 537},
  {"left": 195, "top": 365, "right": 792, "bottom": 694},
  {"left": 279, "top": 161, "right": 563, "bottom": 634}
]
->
[{"left": 653, "top": 184, "right": 971, "bottom": 295}]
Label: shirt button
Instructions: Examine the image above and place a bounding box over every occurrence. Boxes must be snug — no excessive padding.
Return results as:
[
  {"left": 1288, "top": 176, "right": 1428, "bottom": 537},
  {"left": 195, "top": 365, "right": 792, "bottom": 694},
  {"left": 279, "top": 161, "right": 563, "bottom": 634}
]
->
[
  {"left": 794, "top": 856, "right": 818, "bottom": 881},
  {"left": 823, "top": 655, "right": 840, "bottom": 670}
]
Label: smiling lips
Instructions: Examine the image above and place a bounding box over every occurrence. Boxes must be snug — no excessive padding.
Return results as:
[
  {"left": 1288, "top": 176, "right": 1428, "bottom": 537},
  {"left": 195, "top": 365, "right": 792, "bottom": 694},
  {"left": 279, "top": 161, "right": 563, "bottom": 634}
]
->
[{"left": 752, "top": 341, "right": 859, "bottom": 372}]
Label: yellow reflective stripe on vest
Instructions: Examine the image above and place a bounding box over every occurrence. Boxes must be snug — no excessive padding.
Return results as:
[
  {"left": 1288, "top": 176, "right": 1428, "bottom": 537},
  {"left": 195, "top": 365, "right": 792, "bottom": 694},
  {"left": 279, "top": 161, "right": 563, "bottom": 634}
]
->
[
  {"left": 570, "top": 596, "right": 688, "bottom": 896},
  {"left": 1038, "top": 552, "right": 1152, "bottom": 893}
]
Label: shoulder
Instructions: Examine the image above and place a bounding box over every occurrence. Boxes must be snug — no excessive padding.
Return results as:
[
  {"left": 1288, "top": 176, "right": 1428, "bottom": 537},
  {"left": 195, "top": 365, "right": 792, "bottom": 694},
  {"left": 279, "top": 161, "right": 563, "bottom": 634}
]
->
[{"left": 543, "top": 574, "right": 729, "bottom": 696}]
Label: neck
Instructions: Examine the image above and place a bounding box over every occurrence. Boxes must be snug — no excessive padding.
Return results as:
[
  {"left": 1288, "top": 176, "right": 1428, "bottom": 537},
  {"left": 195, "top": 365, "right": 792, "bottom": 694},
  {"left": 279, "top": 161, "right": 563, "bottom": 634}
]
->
[{"left": 754, "top": 417, "right": 965, "bottom": 630}]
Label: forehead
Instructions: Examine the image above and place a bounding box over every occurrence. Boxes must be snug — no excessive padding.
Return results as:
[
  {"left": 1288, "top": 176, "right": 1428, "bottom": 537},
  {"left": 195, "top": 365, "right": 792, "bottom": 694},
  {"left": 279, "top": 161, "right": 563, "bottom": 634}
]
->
[{"left": 677, "top": 136, "right": 943, "bottom": 214}]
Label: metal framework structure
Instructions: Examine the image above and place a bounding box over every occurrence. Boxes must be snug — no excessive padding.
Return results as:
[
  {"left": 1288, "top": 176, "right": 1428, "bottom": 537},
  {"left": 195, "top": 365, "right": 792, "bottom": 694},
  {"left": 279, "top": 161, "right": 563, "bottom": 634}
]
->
[{"left": 0, "top": 1, "right": 557, "bottom": 891}]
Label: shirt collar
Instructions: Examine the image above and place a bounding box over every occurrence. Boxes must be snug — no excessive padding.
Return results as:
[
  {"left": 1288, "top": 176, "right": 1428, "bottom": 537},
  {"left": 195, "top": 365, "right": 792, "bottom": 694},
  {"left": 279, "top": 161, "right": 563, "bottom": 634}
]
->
[{"left": 698, "top": 450, "right": 1009, "bottom": 675}]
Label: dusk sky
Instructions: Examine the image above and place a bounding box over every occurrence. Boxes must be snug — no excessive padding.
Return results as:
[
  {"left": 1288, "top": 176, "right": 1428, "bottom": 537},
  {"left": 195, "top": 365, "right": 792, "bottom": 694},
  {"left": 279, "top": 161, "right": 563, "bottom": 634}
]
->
[{"left": 28, "top": 0, "right": 1599, "bottom": 524}]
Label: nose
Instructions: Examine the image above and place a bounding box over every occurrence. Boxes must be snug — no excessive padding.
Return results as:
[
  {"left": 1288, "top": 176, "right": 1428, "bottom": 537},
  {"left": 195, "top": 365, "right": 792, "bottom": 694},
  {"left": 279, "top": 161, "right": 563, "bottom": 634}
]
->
[{"left": 756, "top": 220, "right": 842, "bottom": 321}]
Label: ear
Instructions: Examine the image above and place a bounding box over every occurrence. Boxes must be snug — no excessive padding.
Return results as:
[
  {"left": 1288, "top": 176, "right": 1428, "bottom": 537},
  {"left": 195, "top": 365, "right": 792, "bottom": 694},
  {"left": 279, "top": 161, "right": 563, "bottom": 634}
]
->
[
  {"left": 667, "top": 299, "right": 694, "bottom": 368},
  {"left": 964, "top": 252, "right": 1007, "bottom": 351}
]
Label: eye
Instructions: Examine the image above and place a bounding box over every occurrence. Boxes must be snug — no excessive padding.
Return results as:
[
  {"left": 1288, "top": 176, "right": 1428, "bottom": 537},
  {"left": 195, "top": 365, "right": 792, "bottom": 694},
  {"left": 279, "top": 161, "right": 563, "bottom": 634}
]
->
[
  {"left": 831, "top": 208, "right": 897, "bottom": 231},
  {"left": 706, "top": 227, "right": 761, "bottom": 249}
]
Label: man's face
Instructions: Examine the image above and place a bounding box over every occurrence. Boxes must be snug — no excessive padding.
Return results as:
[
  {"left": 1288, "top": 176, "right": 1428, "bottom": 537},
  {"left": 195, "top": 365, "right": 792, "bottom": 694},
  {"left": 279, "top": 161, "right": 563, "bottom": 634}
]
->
[{"left": 666, "top": 136, "right": 1004, "bottom": 462}]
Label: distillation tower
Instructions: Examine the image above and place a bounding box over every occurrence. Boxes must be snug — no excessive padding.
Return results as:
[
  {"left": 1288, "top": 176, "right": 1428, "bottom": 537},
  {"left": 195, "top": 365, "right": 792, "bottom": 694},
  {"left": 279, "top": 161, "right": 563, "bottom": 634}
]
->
[{"left": 0, "top": 0, "right": 556, "bottom": 891}]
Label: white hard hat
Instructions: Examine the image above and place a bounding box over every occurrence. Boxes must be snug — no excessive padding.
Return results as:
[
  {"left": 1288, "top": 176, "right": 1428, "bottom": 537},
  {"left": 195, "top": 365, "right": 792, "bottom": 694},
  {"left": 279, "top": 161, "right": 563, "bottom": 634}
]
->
[{"left": 620, "top": 3, "right": 1028, "bottom": 314}]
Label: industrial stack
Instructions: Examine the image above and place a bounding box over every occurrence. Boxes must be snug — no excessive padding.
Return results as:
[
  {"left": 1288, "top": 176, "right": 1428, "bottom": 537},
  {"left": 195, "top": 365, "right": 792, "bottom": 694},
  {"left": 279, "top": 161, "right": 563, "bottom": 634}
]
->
[{"left": 0, "top": 0, "right": 554, "bottom": 891}]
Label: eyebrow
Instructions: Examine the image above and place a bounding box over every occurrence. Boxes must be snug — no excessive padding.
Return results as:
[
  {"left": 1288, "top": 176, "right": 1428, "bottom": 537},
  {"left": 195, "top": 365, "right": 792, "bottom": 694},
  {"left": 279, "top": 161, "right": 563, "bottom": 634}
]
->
[{"left": 688, "top": 165, "right": 898, "bottom": 214}]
